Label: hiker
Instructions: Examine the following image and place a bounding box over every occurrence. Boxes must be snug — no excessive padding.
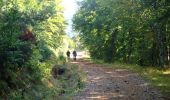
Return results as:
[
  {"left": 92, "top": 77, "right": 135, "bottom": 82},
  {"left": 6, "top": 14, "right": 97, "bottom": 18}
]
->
[
  {"left": 73, "top": 50, "right": 77, "bottom": 60},
  {"left": 66, "top": 50, "right": 70, "bottom": 59}
]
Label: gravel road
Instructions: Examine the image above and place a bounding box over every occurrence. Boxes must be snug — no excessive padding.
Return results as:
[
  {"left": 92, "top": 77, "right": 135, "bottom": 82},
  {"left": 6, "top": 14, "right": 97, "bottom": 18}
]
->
[{"left": 72, "top": 59, "right": 164, "bottom": 100}]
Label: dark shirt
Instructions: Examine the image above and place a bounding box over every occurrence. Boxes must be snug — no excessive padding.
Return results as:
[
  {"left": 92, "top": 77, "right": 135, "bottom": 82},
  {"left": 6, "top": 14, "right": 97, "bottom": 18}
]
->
[
  {"left": 66, "top": 51, "right": 70, "bottom": 57},
  {"left": 73, "top": 51, "right": 77, "bottom": 57}
]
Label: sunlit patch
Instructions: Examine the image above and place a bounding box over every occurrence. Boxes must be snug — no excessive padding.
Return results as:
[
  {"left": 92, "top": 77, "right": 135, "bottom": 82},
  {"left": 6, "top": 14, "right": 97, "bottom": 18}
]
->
[
  {"left": 47, "top": 81, "right": 54, "bottom": 88},
  {"left": 110, "top": 74, "right": 133, "bottom": 78},
  {"left": 158, "top": 84, "right": 167, "bottom": 86},
  {"left": 87, "top": 96, "right": 107, "bottom": 99},
  {"left": 105, "top": 71, "right": 112, "bottom": 74},
  {"left": 43, "top": 79, "right": 54, "bottom": 88},
  {"left": 71, "top": 62, "right": 79, "bottom": 64},
  {"left": 111, "top": 75, "right": 126, "bottom": 78},
  {"left": 139, "top": 83, "right": 149, "bottom": 86},
  {"left": 87, "top": 92, "right": 125, "bottom": 99},
  {"left": 152, "top": 77, "right": 158, "bottom": 80},
  {"left": 93, "top": 77, "right": 102, "bottom": 80},
  {"left": 163, "top": 70, "right": 170, "bottom": 75},
  {"left": 90, "top": 76, "right": 104, "bottom": 82},
  {"left": 115, "top": 69, "right": 127, "bottom": 72}
]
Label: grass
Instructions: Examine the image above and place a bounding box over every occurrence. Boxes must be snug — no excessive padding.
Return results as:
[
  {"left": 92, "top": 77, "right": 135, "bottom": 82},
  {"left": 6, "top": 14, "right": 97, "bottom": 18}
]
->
[
  {"left": 5, "top": 61, "right": 86, "bottom": 100},
  {"left": 41, "top": 63, "right": 86, "bottom": 100},
  {"left": 90, "top": 59, "right": 170, "bottom": 98}
]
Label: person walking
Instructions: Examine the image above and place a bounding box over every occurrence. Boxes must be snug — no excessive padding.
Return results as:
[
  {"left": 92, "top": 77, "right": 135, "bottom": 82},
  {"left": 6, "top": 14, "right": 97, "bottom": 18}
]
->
[
  {"left": 73, "top": 50, "right": 77, "bottom": 60},
  {"left": 66, "top": 50, "right": 70, "bottom": 59}
]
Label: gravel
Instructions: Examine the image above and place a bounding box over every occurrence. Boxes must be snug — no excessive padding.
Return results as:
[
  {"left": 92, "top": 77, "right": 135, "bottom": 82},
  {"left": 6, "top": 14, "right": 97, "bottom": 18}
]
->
[{"left": 72, "top": 60, "right": 164, "bottom": 100}]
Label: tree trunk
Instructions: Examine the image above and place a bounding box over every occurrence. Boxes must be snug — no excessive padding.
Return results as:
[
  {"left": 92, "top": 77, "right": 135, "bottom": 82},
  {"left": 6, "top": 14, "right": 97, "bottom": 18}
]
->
[
  {"left": 127, "top": 31, "right": 133, "bottom": 63},
  {"left": 155, "top": 23, "right": 164, "bottom": 67},
  {"left": 138, "top": 32, "right": 145, "bottom": 66}
]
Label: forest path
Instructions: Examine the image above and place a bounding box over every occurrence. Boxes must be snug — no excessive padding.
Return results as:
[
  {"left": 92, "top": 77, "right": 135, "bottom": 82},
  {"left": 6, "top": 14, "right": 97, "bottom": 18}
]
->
[{"left": 71, "top": 59, "right": 164, "bottom": 100}]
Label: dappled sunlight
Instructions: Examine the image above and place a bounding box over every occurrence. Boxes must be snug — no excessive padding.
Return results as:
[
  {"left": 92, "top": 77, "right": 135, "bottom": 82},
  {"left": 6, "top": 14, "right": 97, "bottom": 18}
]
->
[
  {"left": 105, "top": 70, "right": 136, "bottom": 78},
  {"left": 71, "top": 61, "right": 79, "bottom": 64},
  {"left": 93, "top": 77, "right": 102, "bottom": 80},
  {"left": 110, "top": 74, "right": 131, "bottom": 78},
  {"left": 89, "top": 76, "right": 104, "bottom": 83},
  {"left": 105, "top": 71, "right": 112, "bottom": 74},
  {"left": 163, "top": 70, "right": 170, "bottom": 75},
  {"left": 43, "top": 78, "right": 54, "bottom": 88},
  {"left": 73, "top": 59, "right": 165, "bottom": 100},
  {"left": 115, "top": 69, "right": 127, "bottom": 72},
  {"left": 87, "top": 96, "right": 107, "bottom": 99},
  {"left": 87, "top": 92, "right": 125, "bottom": 99},
  {"left": 158, "top": 84, "right": 168, "bottom": 87},
  {"left": 152, "top": 77, "right": 158, "bottom": 81},
  {"left": 84, "top": 91, "right": 125, "bottom": 100}
]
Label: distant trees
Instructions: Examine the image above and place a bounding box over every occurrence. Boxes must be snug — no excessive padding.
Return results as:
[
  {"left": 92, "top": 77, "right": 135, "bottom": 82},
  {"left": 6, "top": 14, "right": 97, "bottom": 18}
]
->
[{"left": 73, "top": 0, "right": 170, "bottom": 67}]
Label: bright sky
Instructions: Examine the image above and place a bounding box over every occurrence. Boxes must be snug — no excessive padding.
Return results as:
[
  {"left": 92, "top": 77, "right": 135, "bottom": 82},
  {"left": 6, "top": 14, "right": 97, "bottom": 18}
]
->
[{"left": 62, "top": 0, "right": 79, "bottom": 37}]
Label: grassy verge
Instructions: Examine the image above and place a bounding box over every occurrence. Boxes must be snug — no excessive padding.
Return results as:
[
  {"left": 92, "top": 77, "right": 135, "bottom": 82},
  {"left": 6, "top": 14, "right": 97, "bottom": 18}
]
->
[
  {"left": 2, "top": 59, "right": 86, "bottom": 100},
  {"left": 90, "top": 59, "right": 170, "bottom": 98},
  {"left": 40, "top": 63, "right": 86, "bottom": 100},
  {"left": 55, "top": 63, "right": 86, "bottom": 100}
]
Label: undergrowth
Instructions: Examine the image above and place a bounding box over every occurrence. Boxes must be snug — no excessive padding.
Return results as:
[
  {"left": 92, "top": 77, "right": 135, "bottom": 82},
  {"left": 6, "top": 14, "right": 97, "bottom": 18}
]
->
[
  {"left": 48, "top": 63, "right": 86, "bottom": 100},
  {"left": 0, "top": 56, "right": 85, "bottom": 100}
]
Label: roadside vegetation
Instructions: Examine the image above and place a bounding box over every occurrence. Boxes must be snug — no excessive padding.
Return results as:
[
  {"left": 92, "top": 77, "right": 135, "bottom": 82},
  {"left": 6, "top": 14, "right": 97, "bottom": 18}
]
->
[{"left": 0, "top": 0, "right": 84, "bottom": 99}]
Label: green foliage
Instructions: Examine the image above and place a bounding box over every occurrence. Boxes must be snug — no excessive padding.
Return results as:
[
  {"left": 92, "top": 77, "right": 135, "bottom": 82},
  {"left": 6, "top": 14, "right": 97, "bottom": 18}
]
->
[
  {"left": 0, "top": 0, "right": 76, "bottom": 99},
  {"left": 73, "top": 0, "right": 170, "bottom": 67},
  {"left": 51, "top": 64, "right": 86, "bottom": 100}
]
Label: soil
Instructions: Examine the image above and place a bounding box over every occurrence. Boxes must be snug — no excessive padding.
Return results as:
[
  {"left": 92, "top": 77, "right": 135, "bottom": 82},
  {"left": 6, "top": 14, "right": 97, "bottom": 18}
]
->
[{"left": 72, "top": 59, "right": 165, "bottom": 100}]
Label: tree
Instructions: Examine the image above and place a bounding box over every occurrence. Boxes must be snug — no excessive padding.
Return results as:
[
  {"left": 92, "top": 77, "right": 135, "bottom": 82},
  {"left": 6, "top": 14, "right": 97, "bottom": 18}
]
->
[
  {"left": 73, "top": 0, "right": 169, "bottom": 67},
  {"left": 0, "top": 0, "right": 68, "bottom": 98}
]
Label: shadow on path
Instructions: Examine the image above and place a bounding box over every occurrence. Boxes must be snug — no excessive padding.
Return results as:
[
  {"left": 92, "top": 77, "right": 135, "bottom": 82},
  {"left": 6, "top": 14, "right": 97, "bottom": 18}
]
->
[{"left": 71, "top": 59, "right": 164, "bottom": 100}]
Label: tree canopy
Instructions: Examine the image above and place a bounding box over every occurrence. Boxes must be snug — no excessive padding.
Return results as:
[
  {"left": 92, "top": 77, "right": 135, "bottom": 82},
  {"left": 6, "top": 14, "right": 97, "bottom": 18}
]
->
[
  {"left": 0, "top": 0, "right": 74, "bottom": 99},
  {"left": 73, "top": 0, "right": 170, "bottom": 67}
]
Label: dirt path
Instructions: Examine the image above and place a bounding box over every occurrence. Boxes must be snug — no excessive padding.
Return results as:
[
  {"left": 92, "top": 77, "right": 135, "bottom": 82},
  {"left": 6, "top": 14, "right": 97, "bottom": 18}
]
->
[{"left": 72, "top": 59, "right": 164, "bottom": 100}]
